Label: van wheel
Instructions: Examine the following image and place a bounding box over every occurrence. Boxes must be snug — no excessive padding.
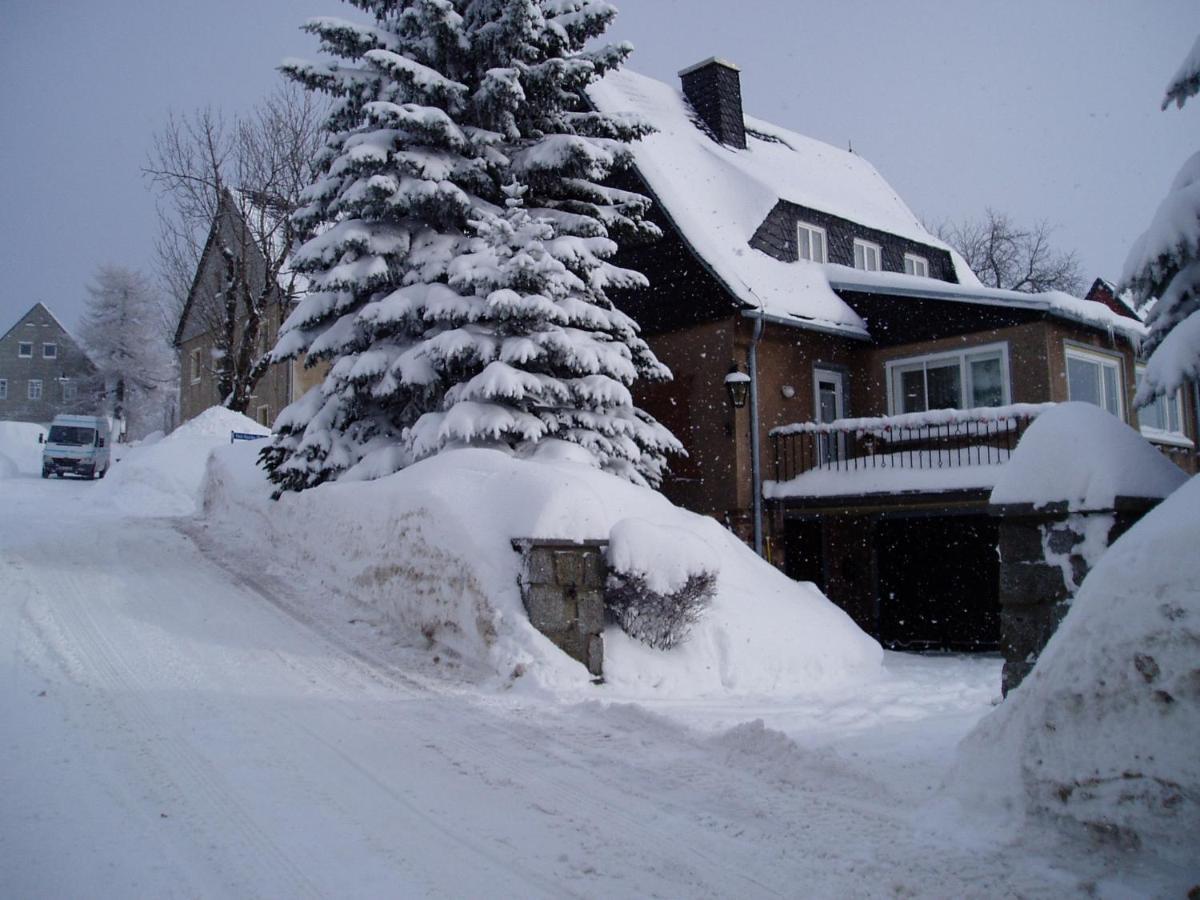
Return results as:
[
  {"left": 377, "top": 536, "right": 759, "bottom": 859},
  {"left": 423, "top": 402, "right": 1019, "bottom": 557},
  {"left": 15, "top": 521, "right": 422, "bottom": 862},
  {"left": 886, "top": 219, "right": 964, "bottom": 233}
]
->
[
  {"left": 41, "top": 467, "right": 49, "bottom": 479},
  {"left": 98, "top": 467, "right": 107, "bottom": 479}
]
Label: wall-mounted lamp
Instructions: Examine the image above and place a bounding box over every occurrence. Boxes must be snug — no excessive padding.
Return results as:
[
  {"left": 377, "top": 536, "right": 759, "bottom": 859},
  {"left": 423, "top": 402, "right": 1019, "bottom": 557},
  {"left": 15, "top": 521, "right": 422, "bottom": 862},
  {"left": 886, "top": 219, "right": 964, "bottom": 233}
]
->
[{"left": 724, "top": 366, "right": 751, "bottom": 409}]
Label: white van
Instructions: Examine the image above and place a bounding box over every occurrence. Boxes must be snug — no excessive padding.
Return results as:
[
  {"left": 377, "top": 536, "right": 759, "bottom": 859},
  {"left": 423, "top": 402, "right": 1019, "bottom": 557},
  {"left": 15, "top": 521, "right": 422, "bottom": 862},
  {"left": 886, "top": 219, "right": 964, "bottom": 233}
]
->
[{"left": 42, "top": 415, "right": 112, "bottom": 479}]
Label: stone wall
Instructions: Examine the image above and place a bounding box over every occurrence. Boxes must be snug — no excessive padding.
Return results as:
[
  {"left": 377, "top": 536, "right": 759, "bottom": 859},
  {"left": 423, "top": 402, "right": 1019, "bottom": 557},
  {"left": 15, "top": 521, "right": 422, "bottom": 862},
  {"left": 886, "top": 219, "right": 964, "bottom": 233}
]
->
[
  {"left": 512, "top": 539, "right": 606, "bottom": 678},
  {"left": 993, "top": 500, "right": 1157, "bottom": 695}
]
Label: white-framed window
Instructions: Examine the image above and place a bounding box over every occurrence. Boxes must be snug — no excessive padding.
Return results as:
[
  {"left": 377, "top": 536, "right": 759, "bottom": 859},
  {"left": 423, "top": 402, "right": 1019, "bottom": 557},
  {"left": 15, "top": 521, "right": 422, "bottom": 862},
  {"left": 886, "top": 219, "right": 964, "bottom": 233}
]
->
[
  {"left": 0, "top": 379, "right": 7, "bottom": 400},
  {"left": 42, "top": 342, "right": 57, "bottom": 359},
  {"left": 257, "top": 404, "right": 271, "bottom": 427},
  {"left": 1065, "top": 346, "right": 1124, "bottom": 419},
  {"left": 190, "top": 348, "right": 202, "bottom": 384},
  {"left": 853, "top": 239, "right": 882, "bottom": 272},
  {"left": 1135, "top": 365, "right": 1186, "bottom": 439},
  {"left": 18, "top": 341, "right": 32, "bottom": 358},
  {"left": 62, "top": 379, "right": 77, "bottom": 402},
  {"left": 903, "top": 253, "right": 929, "bottom": 278},
  {"left": 887, "top": 342, "right": 1010, "bottom": 414},
  {"left": 797, "top": 222, "right": 827, "bottom": 263},
  {"left": 28, "top": 379, "right": 42, "bottom": 401}
]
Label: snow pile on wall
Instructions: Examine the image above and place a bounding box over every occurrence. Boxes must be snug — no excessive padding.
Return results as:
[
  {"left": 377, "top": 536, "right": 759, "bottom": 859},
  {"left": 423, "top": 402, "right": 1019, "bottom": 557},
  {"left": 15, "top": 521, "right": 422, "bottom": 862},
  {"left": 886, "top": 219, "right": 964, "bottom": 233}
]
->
[
  {"left": 91, "top": 407, "right": 267, "bottom": 516},
  {"left": 990, "top": 402, "right": 1188, "bottom": 509},
  {"left": 200, "top": 441, "right": 882, "bottom": 696},
  {"left": 951, "top": 474, "right": 1200, "bottom": 870},
  {"left": 0, "top": 421, "right": 48, "bottom": 477}
]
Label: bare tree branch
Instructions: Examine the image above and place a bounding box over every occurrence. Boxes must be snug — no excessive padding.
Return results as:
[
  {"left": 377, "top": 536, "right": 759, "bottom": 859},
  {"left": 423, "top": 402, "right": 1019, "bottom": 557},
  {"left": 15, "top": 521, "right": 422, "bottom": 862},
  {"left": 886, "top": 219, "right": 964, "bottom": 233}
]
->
[{"left": 938, "top": 208, "right": 1083, "bottom": 295}]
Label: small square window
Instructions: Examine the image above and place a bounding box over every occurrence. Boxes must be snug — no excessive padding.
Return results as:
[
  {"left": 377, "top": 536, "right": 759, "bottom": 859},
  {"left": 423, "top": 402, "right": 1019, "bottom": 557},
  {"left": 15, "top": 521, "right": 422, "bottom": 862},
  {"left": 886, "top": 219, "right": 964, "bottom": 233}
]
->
[
  {"left": 797, "top": 222, "right": 827, "bottom": 263},
  {"left": 18, "top": 342, "right": 32, "bottom": 358},
  {"left": 28, "top": 379, "right": 42, "bottom": 401},
  {"left": 853, "top": 239, "right": 881, "bottom": 272},
  {"left": 42, "top": 342, "right": 57, "bottom": 359},
  {"left": 903, "top": 254, "right": 929, "bottom": 278},
  {"left": 0, "top": 379, "right": 7, "bottom": 400}
]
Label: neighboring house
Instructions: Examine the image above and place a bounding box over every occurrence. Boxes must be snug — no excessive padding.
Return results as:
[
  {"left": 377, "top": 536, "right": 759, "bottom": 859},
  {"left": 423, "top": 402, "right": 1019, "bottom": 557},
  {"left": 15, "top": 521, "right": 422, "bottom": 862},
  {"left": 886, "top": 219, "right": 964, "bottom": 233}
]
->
[
  {"left": 174, "top": 190, "right": 324, "bottom": 429},
  {"left": 0, "top": 302, "right": 99, "bottom": 426},
  {"left": 588, "top": 59, "right": 1198, "bottom": 650}
]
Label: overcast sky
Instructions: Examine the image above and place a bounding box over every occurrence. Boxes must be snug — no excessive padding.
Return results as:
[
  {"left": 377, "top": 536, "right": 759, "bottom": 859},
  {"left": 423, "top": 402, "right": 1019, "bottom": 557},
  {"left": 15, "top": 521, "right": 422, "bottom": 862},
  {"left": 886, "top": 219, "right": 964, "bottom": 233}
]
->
[{"left": 0, "top": 1, "right": 1194, "bottom": 335}]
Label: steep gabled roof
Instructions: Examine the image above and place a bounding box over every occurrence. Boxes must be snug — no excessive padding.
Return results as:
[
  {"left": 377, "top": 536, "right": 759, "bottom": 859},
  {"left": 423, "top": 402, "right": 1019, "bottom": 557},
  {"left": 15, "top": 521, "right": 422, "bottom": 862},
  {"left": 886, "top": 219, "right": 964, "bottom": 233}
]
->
[
  {"left": 588, "top": 67, "right": 1138, "bottom": 341},
  {"left": 1, "top": 302, "right": 98, "bottom": 368}
]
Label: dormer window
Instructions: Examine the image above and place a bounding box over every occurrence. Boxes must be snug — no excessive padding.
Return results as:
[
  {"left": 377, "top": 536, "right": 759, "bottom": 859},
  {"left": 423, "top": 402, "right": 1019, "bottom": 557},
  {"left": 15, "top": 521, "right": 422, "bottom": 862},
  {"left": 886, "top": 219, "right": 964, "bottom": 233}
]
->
[
  {"left": 853, "top": 239, "right": 881, "bottom": 272},
  {"left": 797, "top": 222, "right": 827, "bottom": 263},
  {"left": 903, "top": 253, "right": 929, "bottom": 278}
]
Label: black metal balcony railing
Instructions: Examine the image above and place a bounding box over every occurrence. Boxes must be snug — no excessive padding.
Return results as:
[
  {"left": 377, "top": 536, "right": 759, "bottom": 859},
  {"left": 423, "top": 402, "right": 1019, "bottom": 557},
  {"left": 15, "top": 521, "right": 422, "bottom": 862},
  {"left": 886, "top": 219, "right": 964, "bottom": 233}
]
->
[{"left": 770, "top": 404, "right": 1054, "bottom": 485}]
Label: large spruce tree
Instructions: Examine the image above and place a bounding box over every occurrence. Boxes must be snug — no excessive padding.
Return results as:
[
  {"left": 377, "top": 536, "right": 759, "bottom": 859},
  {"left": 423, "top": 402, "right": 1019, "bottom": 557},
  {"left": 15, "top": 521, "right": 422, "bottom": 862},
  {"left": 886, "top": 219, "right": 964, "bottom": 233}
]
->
[
  {"left": 1121, "top": 34, "right": 1200, "bottom": 405},
  {"left": 262, "top": 0, "right": 679, "bottom": 494}
]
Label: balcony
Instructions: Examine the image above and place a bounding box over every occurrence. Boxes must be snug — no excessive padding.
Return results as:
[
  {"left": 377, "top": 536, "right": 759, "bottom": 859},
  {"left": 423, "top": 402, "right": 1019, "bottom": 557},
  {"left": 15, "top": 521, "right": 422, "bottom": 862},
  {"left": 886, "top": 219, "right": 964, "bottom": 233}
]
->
[{"left": 767, "top": 403, "right": 1054, "bottom": 500}]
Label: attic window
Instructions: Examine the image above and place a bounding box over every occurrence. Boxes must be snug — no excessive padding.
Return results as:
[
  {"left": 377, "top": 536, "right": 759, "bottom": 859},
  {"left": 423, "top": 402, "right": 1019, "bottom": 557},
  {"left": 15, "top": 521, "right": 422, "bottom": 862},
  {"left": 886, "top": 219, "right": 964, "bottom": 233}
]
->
[
  {"left": 853, "top": 239, "right": 881, "bottom": 272},
  {"left": 903, "top": 253, "right": 929, "bottom": 278},
  {"left": 18, "top": 342, "right": 32, "bottom": 358},
  {"left": 42, "top": 342, "right": 57, "bottom": 359},
  {"left": 797, "top": 222, "right": 827, "bottom": 263}
]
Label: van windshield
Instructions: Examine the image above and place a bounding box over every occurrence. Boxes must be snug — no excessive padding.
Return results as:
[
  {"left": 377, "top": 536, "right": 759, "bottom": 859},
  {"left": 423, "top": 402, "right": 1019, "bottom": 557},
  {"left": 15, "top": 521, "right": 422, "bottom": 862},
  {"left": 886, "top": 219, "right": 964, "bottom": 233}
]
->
[{"left": 48, "top": 425, "right": 96, "bottom": 446}]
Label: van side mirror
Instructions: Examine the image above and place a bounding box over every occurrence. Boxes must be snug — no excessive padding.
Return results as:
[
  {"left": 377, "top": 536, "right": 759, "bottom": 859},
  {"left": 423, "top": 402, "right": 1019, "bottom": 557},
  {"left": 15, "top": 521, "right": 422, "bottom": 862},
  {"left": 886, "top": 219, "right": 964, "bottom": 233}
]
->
[
  {"left": 97, "top": 437, "right": 105, "bottom": 448},
  {"left": 38, "top": 434, "right": 44, "bottom": 444}
]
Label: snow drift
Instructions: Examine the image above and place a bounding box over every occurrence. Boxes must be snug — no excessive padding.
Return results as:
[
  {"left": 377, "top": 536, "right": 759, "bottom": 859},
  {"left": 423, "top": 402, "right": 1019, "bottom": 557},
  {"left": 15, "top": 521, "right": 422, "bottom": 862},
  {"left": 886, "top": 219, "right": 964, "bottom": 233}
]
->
[
  {"left": 200, "top": 440, "right": 881, "bottom": 696},
  {"left": 952, "top": 474, "right": 1200, "bottom": 871},
  {"left": 91, "top": 407, "right": 267, "bottom": 516},
  {"left": 0, "top": 421, "right": 48, "bottom": 477},
  {"left": 990, "top": 402, "right": 1188, "bottom": 509}
]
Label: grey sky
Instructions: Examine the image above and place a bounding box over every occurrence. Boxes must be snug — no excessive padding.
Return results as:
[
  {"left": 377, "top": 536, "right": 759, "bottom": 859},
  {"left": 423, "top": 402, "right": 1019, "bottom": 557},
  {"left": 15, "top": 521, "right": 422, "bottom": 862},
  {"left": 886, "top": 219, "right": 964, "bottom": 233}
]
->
[{"left": 0, "top": 1, "right": 1194, "bottom": 336}]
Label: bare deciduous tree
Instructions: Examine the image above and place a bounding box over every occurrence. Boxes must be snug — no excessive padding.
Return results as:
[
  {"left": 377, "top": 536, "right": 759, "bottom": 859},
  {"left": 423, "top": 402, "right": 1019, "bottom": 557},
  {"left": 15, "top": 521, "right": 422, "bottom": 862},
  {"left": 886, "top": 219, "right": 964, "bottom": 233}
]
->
[
  {"left": 144, "top": 83, "right": 324, "bottom": 412},
  {"left": 938, "top": 209, "right": 1084, "bottom": 295}
]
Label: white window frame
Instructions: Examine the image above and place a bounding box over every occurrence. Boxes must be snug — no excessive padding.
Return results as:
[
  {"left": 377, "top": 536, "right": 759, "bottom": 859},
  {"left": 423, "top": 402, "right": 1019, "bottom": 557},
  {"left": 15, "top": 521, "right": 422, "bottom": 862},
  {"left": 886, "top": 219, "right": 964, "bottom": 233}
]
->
[
  {"left": 903, "top": 253, "right": 929, "bottom": 278},
  {"left": 257, "top": 404, "right": 271, "bottom": 427},
  {"left": 42, "top": 342, "right": 57, "bottom": 359},
  {"left": 885, "top": 341, "right": 1012, "bottom": 415},
  {"left": 28, "top": 379, "right": 42, "bottom": 401},
  {"left": 796, "top": 221, "right": 827, "bottom": 263},
  {"left": 18, "top": 341, "right": 32, "bottom": 358},
  {"left": 0, "top": 378, "right": 7, "bottom": 400},
  {"left": 1064, "top": 345, "right": 1125, "bottom": 420},
  {"left": 853, "top": 239, "right": 882, "bottom": 272},
  {"left": 190, "top": 348, "right": 202, "bottom": 384},
  {"left": 62, "top": 379, "right": 77, "bottom": 402},
  {"left": 1135, "top": 364, "right": 1188, "bottom": 443}
]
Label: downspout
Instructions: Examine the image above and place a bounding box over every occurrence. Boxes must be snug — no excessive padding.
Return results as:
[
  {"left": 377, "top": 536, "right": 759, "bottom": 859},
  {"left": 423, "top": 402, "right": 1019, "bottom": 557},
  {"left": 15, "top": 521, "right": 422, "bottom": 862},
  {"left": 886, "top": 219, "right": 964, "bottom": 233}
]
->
[{"left": 748, "top": 314, "right": 765, "bottom": 557}]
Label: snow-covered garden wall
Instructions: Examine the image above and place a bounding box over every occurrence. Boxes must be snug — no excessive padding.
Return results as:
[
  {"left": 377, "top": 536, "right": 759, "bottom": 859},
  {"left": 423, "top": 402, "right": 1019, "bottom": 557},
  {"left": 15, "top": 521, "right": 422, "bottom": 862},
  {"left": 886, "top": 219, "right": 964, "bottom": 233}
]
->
[{"left": 202, "top": 440, "right": 882, "bottom": 697}]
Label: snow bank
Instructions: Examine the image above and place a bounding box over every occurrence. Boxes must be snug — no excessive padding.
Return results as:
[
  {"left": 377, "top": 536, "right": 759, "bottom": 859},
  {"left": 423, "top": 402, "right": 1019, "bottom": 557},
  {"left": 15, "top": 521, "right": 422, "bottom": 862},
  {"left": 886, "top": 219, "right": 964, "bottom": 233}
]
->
[
  {"left": 200, "top": 441, "right": 881, "bottom": 696},
  {"left": 91, "top": 407, "right": 267, "bottom": 516},
  {"left": 951, "top": 474, "right": 1200, "bottom": 871},
  {"left": 990, "top": 402, "right": 1188, "bottom": 509},
  {"left": 0, "top": 420, "right": 48, "bottom": 476}
]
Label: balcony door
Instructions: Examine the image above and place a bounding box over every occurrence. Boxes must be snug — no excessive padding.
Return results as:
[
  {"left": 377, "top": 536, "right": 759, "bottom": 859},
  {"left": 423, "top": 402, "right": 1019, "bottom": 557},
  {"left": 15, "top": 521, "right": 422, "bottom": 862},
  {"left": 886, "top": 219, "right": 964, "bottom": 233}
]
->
[{"left": 814, "top": 368, "right": 846, "bottom": 463}]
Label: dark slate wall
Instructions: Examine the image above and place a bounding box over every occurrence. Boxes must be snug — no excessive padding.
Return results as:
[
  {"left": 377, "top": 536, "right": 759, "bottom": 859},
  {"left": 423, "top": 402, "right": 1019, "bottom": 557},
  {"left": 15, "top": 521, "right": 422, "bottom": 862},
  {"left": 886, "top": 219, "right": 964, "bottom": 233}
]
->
[
  {"left": 750, "top": 200, "right": 957, "bottom": 283},
  {"left": 679, "top": 62, "right": 746, "bottom": 150}
]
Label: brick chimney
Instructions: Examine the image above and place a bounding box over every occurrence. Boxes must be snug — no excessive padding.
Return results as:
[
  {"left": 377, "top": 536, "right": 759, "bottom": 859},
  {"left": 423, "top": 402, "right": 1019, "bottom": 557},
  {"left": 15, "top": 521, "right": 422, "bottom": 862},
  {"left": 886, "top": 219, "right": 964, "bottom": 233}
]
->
[{"left": 679, "top": 57, "right": 746, "bottom": 149}]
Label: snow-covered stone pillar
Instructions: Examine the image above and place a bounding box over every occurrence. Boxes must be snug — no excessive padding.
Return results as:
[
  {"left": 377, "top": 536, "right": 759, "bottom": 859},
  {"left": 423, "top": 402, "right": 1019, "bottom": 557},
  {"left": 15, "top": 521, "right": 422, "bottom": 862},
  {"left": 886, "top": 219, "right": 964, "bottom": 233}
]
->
[
  {"left": 512, "top": 539, "right": 607, "bottom": 678},
  {"left": 989, "top": 403, "right": 1187, "bottom": 696}
]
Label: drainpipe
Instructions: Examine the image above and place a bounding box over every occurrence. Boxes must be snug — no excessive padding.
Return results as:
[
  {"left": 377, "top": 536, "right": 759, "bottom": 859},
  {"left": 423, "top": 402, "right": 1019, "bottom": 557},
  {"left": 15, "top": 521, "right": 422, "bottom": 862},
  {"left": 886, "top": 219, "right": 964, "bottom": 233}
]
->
[{"left": 748, "top": 314, "right": 765, "bottom": 557}]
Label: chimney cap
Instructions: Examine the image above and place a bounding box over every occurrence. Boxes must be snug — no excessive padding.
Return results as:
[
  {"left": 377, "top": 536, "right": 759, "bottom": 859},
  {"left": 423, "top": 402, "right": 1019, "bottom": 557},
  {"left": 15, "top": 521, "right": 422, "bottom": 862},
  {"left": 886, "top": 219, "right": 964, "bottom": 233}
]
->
[{"left": 677, "top": 57, "right": 741, "bottom": 78}]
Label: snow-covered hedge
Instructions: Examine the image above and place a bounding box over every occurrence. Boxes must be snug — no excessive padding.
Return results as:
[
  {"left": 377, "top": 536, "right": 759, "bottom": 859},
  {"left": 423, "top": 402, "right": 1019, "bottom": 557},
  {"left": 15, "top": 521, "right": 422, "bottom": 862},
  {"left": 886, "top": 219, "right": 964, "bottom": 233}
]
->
[
  {"left": 0, "top": 420, "right": 47, "bottom": 477},
  {"left": 200, "top": 441, "right": 882, "bottom": 697},
  {"left": 951, "top": 474, "right": 1199, "bottom": 870}
]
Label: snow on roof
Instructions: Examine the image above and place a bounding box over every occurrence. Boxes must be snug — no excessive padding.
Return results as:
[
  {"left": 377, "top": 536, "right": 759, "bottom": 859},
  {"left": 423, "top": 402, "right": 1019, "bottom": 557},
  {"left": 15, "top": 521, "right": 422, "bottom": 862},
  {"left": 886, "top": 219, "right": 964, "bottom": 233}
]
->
[
  {"left": 588, "top": 67, "right": 1135, "bottom": 342},
  {"left": 824, "top": 266, "right": 1147, "bottom": 341},
  {"left": 587, "top": 68, "right": 972, "bottom": 337}
]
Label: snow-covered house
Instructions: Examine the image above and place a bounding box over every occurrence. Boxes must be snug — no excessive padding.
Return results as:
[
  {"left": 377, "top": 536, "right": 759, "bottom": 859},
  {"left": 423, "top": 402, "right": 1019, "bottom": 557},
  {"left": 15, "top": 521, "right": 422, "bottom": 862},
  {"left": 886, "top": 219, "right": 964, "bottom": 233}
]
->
[
  {"left": 0, "top": 302, "right": 99, "bottom": 426},
  {"left": 174, "top": 189, "right": 325, "bottom": 428},
  {"left": 588, "top": 59, "right": 1198, "bottom": 650}
]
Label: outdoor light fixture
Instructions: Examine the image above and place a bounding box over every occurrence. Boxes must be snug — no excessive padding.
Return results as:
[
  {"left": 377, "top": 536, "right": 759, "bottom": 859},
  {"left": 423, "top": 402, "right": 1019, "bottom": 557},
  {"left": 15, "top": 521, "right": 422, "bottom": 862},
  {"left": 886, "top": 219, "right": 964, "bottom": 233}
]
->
[{"left": 724, "top": 366, "right": 750, "bottom": 408}]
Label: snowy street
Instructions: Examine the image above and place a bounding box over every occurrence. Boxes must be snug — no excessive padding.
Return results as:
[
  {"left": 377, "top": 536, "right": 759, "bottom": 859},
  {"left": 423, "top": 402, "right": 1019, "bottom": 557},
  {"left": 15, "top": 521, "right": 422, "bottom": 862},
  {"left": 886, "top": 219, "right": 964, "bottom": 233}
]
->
[{"left": 1, "top": 471, "right": 1148, "bottom": 899}]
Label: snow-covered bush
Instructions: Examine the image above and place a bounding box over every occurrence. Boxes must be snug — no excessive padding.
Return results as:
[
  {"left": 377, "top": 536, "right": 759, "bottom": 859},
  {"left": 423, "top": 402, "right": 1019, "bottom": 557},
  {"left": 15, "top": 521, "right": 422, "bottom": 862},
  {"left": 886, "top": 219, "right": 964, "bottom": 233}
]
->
[
  {"left": 951, "top": 474, "right": 1200, "bottom": 871},
  {"left": 604, "top": 518, "right": 716, "bottom": 649}
]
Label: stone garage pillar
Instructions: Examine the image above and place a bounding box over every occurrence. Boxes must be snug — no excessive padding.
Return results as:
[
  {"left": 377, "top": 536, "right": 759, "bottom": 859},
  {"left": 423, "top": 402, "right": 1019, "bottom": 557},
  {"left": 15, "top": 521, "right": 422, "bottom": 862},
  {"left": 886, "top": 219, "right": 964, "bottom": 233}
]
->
[{"left": 512, "top": 539, "right": 607, "bottom": 678}]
